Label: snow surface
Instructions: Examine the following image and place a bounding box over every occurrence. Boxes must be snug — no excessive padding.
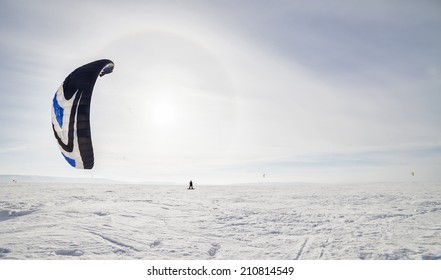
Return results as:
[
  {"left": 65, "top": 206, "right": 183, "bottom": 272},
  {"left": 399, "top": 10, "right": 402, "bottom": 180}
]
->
[{"left": 0, "top": 182, "right": 440, "bottom": 260}]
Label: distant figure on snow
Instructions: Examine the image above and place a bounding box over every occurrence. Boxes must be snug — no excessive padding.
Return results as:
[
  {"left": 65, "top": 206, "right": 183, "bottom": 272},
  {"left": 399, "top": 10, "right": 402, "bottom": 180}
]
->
[{"left": 188, "top": 180, "right": 194, "bottom": 190}]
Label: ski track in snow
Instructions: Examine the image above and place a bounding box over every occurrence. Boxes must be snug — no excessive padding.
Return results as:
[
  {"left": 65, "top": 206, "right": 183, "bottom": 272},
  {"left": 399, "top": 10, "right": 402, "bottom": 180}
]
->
[
  {"left": 89, "top": 231, "right": 140, "bottom": 252},
  {"left": 294, "top": 238, "right": 308, "bottom": 260},
  {"left": 0, "top": 182, "right": 441, "bottom": 259}
]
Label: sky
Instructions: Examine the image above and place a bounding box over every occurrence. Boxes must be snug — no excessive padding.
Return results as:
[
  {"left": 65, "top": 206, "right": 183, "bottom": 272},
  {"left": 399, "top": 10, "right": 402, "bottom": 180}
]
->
[{"left": 1, "top": 0, "right": 441, "bottom": 184}]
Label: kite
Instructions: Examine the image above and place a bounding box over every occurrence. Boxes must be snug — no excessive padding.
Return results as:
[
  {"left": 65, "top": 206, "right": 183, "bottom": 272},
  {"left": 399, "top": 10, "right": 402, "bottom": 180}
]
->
[{"left": 51, "top": 59, "right": 114, "bottom": 169}]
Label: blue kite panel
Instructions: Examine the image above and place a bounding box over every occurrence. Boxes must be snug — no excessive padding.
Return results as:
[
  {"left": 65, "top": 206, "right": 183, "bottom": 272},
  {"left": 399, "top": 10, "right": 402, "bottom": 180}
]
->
[
  {"left": 53, "top": 94, "right": 64, "bottom": 128},
  {"left": 62, "top": 153, "right": 76, "bottom": 167}
]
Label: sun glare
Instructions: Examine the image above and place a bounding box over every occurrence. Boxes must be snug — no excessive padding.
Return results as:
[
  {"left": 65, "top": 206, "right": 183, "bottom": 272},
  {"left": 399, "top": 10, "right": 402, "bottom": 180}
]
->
[{"left": 151, "top": 99, "right": 177, "bottom": 127}]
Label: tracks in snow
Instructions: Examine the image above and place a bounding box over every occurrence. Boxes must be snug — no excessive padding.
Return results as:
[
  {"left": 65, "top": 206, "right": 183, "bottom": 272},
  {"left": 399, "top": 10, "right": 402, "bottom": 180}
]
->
[
  {"left": 294, "top": 238, "right": 309, "bottom": 260},
  {"left": 89, "top": 231, "right": 140, "bottom": 252}
]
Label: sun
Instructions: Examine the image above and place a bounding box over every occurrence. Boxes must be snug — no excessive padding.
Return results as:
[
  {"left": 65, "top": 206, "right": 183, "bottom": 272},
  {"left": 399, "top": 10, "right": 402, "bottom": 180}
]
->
[{"left": 151, "top": 98, "right": 178, "bottom": 128}]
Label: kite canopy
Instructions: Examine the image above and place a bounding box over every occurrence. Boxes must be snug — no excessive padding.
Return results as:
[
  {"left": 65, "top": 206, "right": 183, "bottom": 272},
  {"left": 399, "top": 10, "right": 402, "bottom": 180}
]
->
[{"left": 51, "top": 59, "right": 114, "bottom": 169}]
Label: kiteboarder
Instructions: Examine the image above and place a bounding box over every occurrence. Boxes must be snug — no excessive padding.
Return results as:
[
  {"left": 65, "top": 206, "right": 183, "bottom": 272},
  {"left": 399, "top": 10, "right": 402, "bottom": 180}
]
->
[{"left": 188, "top": 180, "right": 194, "bottom": 190}]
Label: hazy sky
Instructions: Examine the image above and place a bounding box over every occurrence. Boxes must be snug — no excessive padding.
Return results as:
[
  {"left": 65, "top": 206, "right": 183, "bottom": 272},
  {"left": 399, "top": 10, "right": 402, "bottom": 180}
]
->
[{"left": 1, "top": 0, "right": 440, "bottom": 184}]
